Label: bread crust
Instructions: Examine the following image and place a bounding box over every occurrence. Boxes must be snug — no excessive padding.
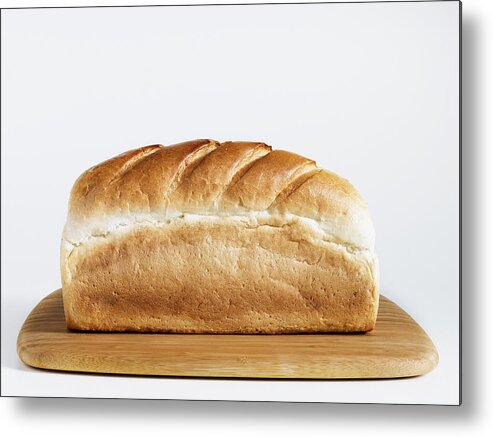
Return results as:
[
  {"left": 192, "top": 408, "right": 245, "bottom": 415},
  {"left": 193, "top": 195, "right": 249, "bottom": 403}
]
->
[
  {"left": 62, "top": 140, "right": 379, "bottom": 333},
  {"left": 62, "top": 218, "right": 378, "bottom": 333}
]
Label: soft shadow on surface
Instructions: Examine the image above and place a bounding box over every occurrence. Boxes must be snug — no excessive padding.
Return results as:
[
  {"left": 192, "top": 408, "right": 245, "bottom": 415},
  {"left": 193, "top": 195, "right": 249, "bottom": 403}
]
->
[
  {"left": 461, "top": 12, "right": 479, "bottom": 418},
  {"left": 7, "top": 395, "right": 469, "bottom": 423}
]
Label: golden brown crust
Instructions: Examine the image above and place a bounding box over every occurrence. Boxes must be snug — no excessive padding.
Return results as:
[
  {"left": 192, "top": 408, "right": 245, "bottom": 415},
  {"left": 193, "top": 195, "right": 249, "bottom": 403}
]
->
[
  {"left": 68, "top": 140, "right": 369, "bottom": 239},
  {"left": 170, "top": 141, "right": 271, "bottom": 212},
  {"left": 62, "top": 139, "right": 379, "bottom": 333}
]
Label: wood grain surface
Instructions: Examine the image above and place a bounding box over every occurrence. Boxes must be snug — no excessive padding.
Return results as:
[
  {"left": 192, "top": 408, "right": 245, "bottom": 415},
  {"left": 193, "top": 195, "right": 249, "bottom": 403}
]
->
[{"left": 17, "top": 290, "right": 438, "bottom": 379}]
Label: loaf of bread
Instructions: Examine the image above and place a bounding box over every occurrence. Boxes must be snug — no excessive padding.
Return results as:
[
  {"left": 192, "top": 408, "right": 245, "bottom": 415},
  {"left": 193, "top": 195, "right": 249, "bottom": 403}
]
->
[{"left": 61, "top": 139, "right": 379, "bottom": 333}]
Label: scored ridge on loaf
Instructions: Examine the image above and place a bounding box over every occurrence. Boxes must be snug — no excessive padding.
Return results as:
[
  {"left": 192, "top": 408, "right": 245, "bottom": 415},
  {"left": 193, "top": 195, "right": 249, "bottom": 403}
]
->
[{"left": 65, "top": 139, "right": 374, "bottom": 251}]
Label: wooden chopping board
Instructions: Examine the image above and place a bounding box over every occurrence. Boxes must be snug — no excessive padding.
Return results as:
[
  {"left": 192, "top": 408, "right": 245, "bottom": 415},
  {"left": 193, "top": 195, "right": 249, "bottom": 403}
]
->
[{"left": 17, "top": 290, "right": 438, "bottom": 379}]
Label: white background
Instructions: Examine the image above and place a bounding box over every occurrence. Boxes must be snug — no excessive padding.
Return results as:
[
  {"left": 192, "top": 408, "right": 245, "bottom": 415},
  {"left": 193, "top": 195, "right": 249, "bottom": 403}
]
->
[
  {"left": 1, "top": 0, "right": 459, "bottom": 402},
  {"left": 0, "top": 0, "right": 490, "bottom": 433}
]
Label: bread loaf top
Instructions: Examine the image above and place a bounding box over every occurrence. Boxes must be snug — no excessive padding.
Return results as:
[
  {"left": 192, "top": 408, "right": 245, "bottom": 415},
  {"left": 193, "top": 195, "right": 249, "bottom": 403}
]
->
[{"left": 63, "top": 139, "right": 376, "bottom": 251}]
